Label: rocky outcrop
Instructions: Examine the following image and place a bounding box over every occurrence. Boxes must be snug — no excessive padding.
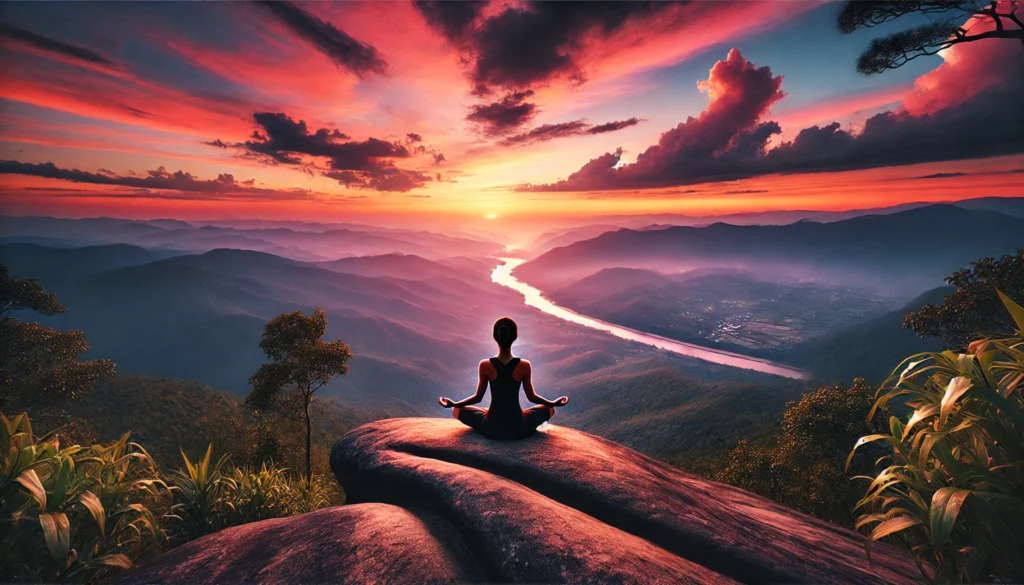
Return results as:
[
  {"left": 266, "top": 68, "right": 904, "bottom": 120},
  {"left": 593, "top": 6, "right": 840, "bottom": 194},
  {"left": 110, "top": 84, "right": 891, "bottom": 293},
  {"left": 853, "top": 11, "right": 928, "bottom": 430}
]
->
[
  {"left": 331, "top": 418, "right": 923, "bottom": 585},
  {"left": 120, "top": 418, "right": 924, "bottom": 584},
  {"left": 116, "top": 504, "right": 485, "bottom": 584}
]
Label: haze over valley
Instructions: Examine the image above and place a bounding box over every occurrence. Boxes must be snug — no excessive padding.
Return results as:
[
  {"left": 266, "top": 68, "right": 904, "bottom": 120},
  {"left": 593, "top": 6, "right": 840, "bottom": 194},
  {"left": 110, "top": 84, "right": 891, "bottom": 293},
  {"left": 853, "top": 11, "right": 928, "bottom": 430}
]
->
[{"left": 4, "top": 197, "right": 1021, "bottom": 462}]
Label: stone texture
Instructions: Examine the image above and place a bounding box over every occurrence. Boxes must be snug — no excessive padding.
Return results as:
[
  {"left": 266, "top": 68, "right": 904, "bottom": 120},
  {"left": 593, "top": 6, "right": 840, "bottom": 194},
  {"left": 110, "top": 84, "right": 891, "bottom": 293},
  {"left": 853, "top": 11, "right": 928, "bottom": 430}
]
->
[
  {"left": 331, "top": 418, "right": 925, "bottom": 585},
  {"left": 116, "top": 504, "right": 485, "bottom": 585},
  {"left": 119, "top": 418, "right": 926, "bottom": 584}
]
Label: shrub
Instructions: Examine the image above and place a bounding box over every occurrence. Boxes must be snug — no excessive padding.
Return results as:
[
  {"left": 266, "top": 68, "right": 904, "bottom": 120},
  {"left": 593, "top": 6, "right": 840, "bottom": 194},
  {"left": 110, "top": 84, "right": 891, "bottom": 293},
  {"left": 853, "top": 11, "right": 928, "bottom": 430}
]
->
[
  {"left": 163, "top": 445, "right": 236, "bottom": 545},
  {"left": 851, "top": 292, "right": 1024, "bottom": 582},
  {"left": 1, "top": 413, "right": 167, "bottom": 583},
  {"left": 229, "top": 463, "right": 289, "bottom": 525},
  {"left": 713, "top": 379, "right": 889, "bottom": 525},
  {"left": 164, "top": 444, "right": 338, "bottom": 544}
]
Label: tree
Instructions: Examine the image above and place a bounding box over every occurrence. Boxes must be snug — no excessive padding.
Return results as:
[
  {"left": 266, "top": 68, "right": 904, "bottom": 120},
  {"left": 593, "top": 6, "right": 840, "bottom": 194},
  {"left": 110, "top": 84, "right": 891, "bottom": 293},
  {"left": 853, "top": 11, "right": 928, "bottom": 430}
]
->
[
  {"left": 246, "top": 308, "right": 352, "bottom": 481},
  {"left": 903, "top": 250, "right": 1024, "bottom": 351},
  {"left": 837, "top": 0, "right": 1024, "bottom": 74},
  {"left": 0, "top": 264, "right": 114, "bottom": 409},
  {"left": 714, "top": 379, "right": 890, "bottom": 525}
]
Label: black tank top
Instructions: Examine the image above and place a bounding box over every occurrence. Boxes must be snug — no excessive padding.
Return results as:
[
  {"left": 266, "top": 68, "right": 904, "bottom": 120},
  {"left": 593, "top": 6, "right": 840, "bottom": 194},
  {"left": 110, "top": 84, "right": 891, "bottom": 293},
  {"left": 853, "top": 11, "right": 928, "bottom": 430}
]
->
[{"left": 487, "top": 357, "right": 523, "bottom": 423}]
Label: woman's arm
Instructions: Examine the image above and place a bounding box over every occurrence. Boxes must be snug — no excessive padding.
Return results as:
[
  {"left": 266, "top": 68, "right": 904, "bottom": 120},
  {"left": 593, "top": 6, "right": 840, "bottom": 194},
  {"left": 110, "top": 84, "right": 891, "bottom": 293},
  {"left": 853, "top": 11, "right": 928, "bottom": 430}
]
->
[
  {"left": 521, "top": 361, "right": 569, "bottom": 408},
  {"left": 439, "top": 361, "right": 489, "bottom": 408}
]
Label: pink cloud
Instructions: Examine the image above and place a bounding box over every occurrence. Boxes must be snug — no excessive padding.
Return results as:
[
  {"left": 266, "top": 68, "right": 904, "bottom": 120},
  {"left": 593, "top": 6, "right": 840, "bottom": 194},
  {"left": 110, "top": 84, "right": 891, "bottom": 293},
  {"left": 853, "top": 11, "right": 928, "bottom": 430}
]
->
[{"left": 900, "top": 1, "right": 1023, "bottom": 116}]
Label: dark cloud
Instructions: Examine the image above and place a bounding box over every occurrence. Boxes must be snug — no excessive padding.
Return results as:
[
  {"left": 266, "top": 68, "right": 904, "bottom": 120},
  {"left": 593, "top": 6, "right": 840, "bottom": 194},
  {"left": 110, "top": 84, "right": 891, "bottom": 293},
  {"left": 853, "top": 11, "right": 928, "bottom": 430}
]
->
[
  {"left": 587, "top": 117, "right": 642, "bottom": 134},
  {"left": 500, "top": 120, "right": 589, "bottom": 146},
  {"left": 519, "top": 48, "right": 1024, "bottom": 193},
  {"left": 465, "top": 2, "right": 671, "bottom": 93},
  {"left": 912, "top": 172, "right": 968, "bottom": 179},
  {"left": 208, "top": 112, "right": 434, "bottom": 192},
  {"left": 203, "top": 139, "right": 232, "bottom": 149},
  {"left": 0, "top": 160, "right": 312, "bottom": 200},
  {"left": 500, "top": 117, "right": 642, "bottom": 146},
  {"left": 757, "top": 85, "right": 1024, "bottom": 174},
  {"left": 324, "top": 166, "right": 431, "bottom": 192},
  {"left": 434, "top": 152, "right": 446, "bottom": 164},
  {"left": 724, "top": 189, "right": 769, "bottom": 194},
  {"left": 257, "top": 1, "right": 388, "bottom": 78},
  {"left": 244, "top": 112, "right": 400, "bottom": 168},
  {"left": 414, "top": 1, "right": 487, "bottom": 42},
  {"left": 0, "top": 23, "right": 116, "bottom": 68},
  {"left": 466, "top": 90, "right": 537, "bottom": 136}
]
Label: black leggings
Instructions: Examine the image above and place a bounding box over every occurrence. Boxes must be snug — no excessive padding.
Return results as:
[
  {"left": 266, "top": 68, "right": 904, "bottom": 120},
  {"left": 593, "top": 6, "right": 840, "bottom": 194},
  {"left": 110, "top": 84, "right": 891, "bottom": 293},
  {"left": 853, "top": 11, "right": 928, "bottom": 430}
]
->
[{"left": 455, "top": 405, "right": 552, "bottom": 440}]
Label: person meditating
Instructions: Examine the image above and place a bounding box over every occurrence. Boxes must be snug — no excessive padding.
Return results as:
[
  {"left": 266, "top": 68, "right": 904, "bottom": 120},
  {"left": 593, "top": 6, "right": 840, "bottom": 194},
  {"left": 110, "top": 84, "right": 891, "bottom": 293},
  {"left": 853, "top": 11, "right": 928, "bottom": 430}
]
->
[{"left": 439, "top": 317, "right": 569, "bottom": 440}]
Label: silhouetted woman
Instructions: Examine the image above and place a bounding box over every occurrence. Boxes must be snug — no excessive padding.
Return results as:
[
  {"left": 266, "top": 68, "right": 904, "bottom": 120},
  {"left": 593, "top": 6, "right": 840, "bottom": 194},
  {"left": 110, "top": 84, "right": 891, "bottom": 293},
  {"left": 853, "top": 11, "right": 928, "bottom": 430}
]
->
[{"left": 439, "top": 317, "right": 569, "bottom": 440}]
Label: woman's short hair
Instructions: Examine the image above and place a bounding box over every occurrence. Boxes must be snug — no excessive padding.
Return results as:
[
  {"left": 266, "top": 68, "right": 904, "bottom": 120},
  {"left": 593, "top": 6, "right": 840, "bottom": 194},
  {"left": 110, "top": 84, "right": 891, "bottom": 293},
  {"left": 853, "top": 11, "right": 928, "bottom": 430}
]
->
[{"left": 493, "top": 317, "right": 517, "bottom": 348}]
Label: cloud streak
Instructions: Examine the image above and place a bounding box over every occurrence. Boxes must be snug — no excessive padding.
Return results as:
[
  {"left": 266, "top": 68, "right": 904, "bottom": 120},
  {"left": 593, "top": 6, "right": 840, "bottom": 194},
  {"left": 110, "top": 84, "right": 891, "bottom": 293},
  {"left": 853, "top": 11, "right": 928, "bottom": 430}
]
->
[
  {"left": 0, "top": 23, "right": 116, "bottom": 68},
  {"left": 257, "top": 1, "right": 388, "bottom": 78},
  {"left": 0, "top": 160, "right": 316, "bottom": 201},
  {"left": 499, "top": 117, "right": 641, "bottom": 146}
]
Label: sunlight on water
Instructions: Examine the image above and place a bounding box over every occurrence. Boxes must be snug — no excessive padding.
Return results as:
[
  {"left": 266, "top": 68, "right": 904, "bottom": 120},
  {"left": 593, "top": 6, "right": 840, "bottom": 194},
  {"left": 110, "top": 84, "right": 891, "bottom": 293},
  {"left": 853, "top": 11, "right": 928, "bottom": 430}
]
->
[{"left": 491, "top": 258, "right": 808, "bottom": 380}]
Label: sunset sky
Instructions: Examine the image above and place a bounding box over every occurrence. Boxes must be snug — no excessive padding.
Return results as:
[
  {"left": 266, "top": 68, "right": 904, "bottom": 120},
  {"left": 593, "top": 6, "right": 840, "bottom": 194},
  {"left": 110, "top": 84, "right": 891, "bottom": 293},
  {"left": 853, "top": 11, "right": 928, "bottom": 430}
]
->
[{"left": 1, "top": 0, "right": 1022, "bottom": 226}]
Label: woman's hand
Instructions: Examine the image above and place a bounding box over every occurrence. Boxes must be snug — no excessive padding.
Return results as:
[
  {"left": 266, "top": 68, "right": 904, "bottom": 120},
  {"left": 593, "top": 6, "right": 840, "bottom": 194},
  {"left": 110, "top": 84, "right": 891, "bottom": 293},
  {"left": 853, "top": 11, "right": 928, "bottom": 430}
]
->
[
  {"left": 438, "top": 397, "right": 455, "bottom": 408},
  {"left": 553, "top": 396, "right": 569, "bottom": 407}
]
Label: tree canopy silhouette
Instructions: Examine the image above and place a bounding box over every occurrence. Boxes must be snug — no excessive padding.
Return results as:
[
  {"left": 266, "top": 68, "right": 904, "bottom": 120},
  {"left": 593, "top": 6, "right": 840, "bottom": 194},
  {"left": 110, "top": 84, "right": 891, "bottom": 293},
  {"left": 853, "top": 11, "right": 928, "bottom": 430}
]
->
[
  {"left": 247, "top": 308, "right": 352, "bottom": 481},
  {"left": 838, "top": 0, "right": 1024, "bottom": 73},
  {"left": 903, "top": 250, "right": 1024, "bottom": 350},
  {"left": 0, "top": 263, "right": 115, "bottom": 409}
]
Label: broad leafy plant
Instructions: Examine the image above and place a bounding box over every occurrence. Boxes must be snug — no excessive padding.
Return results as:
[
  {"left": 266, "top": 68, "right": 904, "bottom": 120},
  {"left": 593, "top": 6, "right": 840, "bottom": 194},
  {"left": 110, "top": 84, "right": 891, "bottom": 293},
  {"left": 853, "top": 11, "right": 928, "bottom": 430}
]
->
[
  {"left": 850, "top": 291, "right": 1024, "bottom": 582},
  {"left": 1, "top": 413, "right": 167, "bottom": 583}
]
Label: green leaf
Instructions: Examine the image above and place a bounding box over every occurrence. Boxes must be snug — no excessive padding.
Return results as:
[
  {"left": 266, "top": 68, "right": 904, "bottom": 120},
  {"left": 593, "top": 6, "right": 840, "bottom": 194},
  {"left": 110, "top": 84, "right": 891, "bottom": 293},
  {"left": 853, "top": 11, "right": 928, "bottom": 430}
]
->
[
  {"left": 89, "top": 554, "right": 133, "bottom": 570},
  {"left": 76, "top": 490, "right": 106, "bottom": 536},
  {"left": 51, "top": 457, "right": 72, "bottom": 511},
  {"left": 939, "top": 376, "right": 972, "bottom": 427},
  {"left": 903, "top": 404, "right": 938, "bottom": 439},
  {"left": 16, "top": 468, "right": 47, "bottom": 509},
  {"left": 870, "top": 514, "right": 922, "bottom": 541},
  {"left": 39, "top": 512, "right": 71, "bottom": 565},
  {"left": 930, "top": 487, "right": 970, "bottom": 549},
  {"left": 997, "top": 289, "right": 1024, "bottom": 332}
]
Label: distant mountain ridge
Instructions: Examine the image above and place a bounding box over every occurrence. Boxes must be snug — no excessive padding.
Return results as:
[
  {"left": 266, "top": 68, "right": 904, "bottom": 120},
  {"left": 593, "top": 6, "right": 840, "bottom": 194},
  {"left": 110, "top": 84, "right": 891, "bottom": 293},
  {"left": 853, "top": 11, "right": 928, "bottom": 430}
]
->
[
  {"left": 528, "top": 196, "right": 1024, "bottom": 255},
  {"left": 517, "top": 205, "right": 1024, "bottom": 291},
  {"left": 0, "top": 215, "right": 504, "bottom": 261}
]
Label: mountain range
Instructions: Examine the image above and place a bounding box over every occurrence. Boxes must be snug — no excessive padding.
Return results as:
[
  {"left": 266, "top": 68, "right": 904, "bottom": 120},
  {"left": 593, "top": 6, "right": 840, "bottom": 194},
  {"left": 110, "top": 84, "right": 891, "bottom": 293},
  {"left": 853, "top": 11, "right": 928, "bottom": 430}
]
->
[
  {"left": 528, "top": 197, "right": 1024, "bottom": 257},
  {"left": 517, "top": 205, "right": 1024, "bottom": 292},
  {"left": 0, "top": 215, "right": 505, "bottom": 262}
]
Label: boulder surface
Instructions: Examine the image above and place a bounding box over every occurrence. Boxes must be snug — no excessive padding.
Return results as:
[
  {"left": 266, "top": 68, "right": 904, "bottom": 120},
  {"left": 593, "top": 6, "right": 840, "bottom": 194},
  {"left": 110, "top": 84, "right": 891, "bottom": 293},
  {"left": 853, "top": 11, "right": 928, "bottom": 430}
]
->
[
  {"left": 120, "top": 418, "right": 925, "bottom": 584},
  {"left": 116, "top": 504, "right": 485, "bottom": 585},
  {"left": 332, "top": 418, "right": 924, "bottom": 585}
]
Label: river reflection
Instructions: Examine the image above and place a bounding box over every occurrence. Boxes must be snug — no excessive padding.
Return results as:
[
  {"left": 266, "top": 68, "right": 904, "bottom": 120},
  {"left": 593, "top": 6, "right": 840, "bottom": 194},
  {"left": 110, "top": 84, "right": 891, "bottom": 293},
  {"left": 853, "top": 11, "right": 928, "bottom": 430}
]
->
[{"left": 490, "top": 257, "right": 808, "bottom": 380}]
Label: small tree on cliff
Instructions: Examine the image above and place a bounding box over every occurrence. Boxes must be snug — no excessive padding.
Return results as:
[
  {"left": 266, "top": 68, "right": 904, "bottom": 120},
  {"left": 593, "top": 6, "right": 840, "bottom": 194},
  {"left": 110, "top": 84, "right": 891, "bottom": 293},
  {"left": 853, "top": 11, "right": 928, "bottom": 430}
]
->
[
  {"left": 837, "top": 0, "right": 1024, "bottom": 74},
  {"left": 0, "top": 263, "right": 115, "bottom": 409},
  {"left": 246, "top": 308, "right": 352, "bottom": 481}
]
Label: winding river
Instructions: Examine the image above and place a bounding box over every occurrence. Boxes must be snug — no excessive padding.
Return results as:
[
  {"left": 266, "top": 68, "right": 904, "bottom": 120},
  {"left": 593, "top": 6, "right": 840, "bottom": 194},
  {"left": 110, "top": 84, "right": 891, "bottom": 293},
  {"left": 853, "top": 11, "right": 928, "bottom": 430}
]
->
[{"left": 491, "top": 258, "right": 808, "bottom": 380}]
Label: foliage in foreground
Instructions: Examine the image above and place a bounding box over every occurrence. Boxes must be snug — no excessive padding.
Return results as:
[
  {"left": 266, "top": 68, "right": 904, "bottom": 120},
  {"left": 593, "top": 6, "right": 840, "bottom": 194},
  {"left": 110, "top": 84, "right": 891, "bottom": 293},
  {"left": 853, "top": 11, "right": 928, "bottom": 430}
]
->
[
  {"left": 165, "top": 444, "right": 337, "bottom": 545},
  {"left": 1, "top": 413, "right": 167, "bottom": 583},
  {"left": 851, "top": 292, "right": 1024, "bottom": 582},
  {"left": 2, "top": 413, "right": 339, "bottom": 583},
  {"left": 711, "top": 378, "right": 889, "bottom": 525}
]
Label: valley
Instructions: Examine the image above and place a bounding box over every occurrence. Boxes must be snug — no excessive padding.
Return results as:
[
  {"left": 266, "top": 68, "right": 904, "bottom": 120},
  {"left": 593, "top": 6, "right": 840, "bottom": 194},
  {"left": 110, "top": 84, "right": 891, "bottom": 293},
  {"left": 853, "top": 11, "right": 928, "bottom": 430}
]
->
[{"left": 3, "top": 200, "right": 1021, "bottom": 464}]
